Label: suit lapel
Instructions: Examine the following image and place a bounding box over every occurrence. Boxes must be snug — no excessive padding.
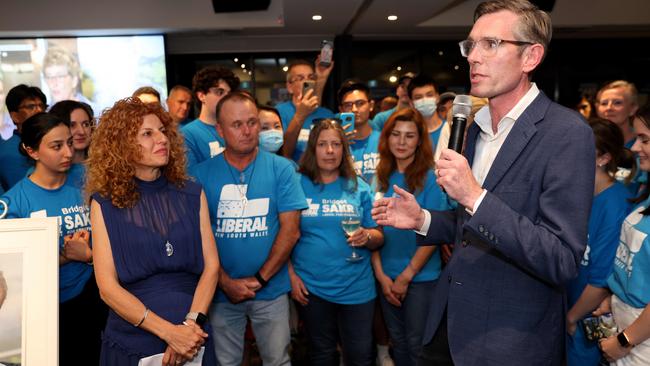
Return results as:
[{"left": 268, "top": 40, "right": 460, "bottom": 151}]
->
[
  {"left": 480, "top": 93, "right": 550, "bottom": 191},
  {"left": 464, "top": 124, "right": 480, "bottom": 166}
]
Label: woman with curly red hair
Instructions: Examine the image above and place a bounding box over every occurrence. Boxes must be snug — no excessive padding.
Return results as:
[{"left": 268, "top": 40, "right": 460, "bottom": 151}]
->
[
  {"left": 87, "top": 98, "right": 220, "bottom": 366},
  {"left": 371, "top": 107, "right": 452, "bottom": 366}
]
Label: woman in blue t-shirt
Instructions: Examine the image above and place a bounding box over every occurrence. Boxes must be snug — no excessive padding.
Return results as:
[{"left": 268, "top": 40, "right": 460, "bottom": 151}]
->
[
  {"left": 49, "top": 100, "right": 95, "bottom": 187},
  {"left": 289, "top": 118, "right": 384, "bottom": 366},
  {"left": 0, "top": 112, "right": 105, "bottom": 364},
  {"left": 371, "top": 107, "right": 450, "bottom": 365},
  {"left": 593, "top": 106, "right": 650, "bottom": 365},
  {"left": 565, "top": 118, "right": 633, "bottom": 365}
]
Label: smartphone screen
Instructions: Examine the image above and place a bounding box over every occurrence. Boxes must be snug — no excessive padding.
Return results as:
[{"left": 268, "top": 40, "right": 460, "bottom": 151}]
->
[
  {"left": 340, "top": 112, "right": 355, "bottom": 133},
  {"left": 319, "top": 40, "right": 333, "bottom": 67},
  {"left": 302, "top": 80, "right": 316, "bottom": 97}
]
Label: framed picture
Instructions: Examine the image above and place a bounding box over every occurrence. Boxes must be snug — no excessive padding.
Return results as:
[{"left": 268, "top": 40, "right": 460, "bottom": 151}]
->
[{"left": 0, "top": 218, "right": 59, "bottom": 366}]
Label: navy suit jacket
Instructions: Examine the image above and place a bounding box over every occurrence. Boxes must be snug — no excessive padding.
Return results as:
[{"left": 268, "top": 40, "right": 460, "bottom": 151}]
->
[{"left": 417, "top": 92, "right": 595, "bottom": 365}]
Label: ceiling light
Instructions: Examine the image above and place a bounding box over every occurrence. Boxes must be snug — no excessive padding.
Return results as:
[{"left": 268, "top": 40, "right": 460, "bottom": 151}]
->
[
  {"left": 312, "top": 15, "right": 322, "bottom": 21},
  {"left": 454, "top": 65, "right": 459, "bottom": 70},
  {"left": 387, "top": 15, "right": 398, "bottom": 21},
  {"left": 234, "top": 58, "right": 239, "bottom": 63},
  {"left": 396, "top": 66, "right": 402, "bottom": 71},
  {"left": 389, "top": 75, "right": 398, "bottom": 83},
  {"left": 241, "top": 64, "right": 246, "bottom": 69},
  {"left": 438, "top": 51, "right": 444, "bottom": 56},
  {"left": 282, "top": 66, "right": 289, "bottom": 72}
]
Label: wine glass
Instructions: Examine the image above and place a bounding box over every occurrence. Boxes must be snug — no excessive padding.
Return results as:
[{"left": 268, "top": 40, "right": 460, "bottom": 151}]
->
[{"left": 341, "top": 206, "right": 363, "bottom": 263}]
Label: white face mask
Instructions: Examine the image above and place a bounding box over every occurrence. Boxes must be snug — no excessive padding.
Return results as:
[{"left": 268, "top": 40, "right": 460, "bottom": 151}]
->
[
  {"left": 258, "top": 129, "right": 284, "bottom": 153},
  {"left": 413, "top": 97, "right": 437, "bottom": 117}
]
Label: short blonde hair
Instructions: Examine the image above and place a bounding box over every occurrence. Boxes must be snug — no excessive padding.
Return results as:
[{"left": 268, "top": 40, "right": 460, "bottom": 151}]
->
[{"left": 596, "top": 80, "right": 638, "bottom": 106}]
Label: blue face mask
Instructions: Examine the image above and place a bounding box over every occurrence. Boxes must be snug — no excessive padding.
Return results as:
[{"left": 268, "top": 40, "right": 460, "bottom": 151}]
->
[
  {"left": 259, "top": 129, "right": 284, "bottom": 153},
  {"left": 413, "top": 97, "right": 438, "bottom": 117}
]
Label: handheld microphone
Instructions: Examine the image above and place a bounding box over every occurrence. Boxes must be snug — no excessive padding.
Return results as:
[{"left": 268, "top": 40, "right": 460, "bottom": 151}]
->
[{"left": 448, "top": 95, "right": 473, "bottom": 153}]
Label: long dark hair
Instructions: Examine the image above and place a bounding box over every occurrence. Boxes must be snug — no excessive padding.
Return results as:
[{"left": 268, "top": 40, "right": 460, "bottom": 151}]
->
[
  {"left": 589, "top": 118, "right": 635, "bottom": 181},
  {"left": 375, "top": 107, "right": 434, "bottom": 194},
  {"left": 631, "top": 104, "right": 650, "bottom": 215},
  {"left": 298, "top": 118, "right": 357, "bottom": 191}
]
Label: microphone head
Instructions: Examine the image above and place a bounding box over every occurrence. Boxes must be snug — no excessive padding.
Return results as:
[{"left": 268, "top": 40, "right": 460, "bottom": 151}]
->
[{"left": 452, "top": 95, "right": 472, "bottom": 118}]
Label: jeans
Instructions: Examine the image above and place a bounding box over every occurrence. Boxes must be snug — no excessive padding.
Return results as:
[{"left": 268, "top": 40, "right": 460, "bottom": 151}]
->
[
  {"left": 417, "top": 308, "right": 453, "bottom": 366},
  {"left": 298, "top": 294, "right": 375, "bottom": 366},
  {"left": 379, "top": 280, "right": 436, "bottom": 366},
  {"left": 209, "top": 294, "right": 291, "bottom": 366}
]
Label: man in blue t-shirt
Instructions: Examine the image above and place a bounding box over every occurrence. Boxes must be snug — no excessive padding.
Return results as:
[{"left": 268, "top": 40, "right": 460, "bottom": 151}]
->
[
  {"left": 370, "top": 72, "right": 414, "bottom": 132},
  {"left": 0, "top": 85, "right": 47, "bottom": 192},
  {"left": 181, "top": 66, "right": 239, "bottom": 167},
  {"left": 338, "top": 80, "right": 380, "bottom": 183},
  {"left": 408, "top": 74, "right": 447, "bottom": 153},
  {"left": 191, "top": 92, "right": 307, "bottom": 366},
  {"left": 279, "top": 59, "right": 334, "bottom": 162}
]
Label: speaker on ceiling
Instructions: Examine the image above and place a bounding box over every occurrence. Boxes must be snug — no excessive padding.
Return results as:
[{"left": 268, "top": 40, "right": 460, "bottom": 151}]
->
[{"left": 212, "top": 0, "right": 271, "bottom": 13}]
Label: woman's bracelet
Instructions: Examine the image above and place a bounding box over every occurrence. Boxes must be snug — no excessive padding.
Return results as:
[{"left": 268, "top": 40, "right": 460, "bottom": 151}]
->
[{"left": 134, "top": 308, "right": 150, "bottom": 327}]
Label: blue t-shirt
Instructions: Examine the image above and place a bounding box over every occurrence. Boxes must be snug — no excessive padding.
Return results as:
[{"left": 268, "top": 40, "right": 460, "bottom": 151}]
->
[
  {"left": 350, "top": 130, "right": 381, "bottom": 184},
  {"left": 276, "top": 101, "right": 334, "bottom": 162},
  {"left": 429, "top": 121, "right": 446, "bottom": 152},
  {"left": 0, "top": 177, "right": 92, "bottom": 302},
  {"left": 67, "top": 163, "right": 86, "bottom": 189},
  {"left": 190, "top": 150, "right": 308, "bottom": 302},
  {"left": 378, "top": 170, "right": 451, "bottom": 282},
  {"left": 370, "top": 107, "right": 395, "bottom": 132},
  {"left": 566, "top": 182, "right": 631, "bottom": 366},
  {"left": 292, "top": 175, "right": 377, "bottom": 304},
  {"left": 0, "top": 133, "right": 30, "bottom": 192},
  {"left": 568, "top": 182, "right": 632, "bottom": 307},
  {"left": 181, "top": 118, "right": 226, "bottom": 167},
  {"left": 607, "top": 196, "right": 650, "bottom": 308}
]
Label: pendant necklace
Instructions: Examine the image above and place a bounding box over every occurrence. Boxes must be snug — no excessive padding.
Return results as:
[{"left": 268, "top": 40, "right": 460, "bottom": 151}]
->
[{"left": 226, "top": 154, "right": 257, "bottom": 215}]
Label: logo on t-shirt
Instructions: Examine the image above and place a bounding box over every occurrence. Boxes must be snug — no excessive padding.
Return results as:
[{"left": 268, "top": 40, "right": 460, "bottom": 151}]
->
[
  {"left": 354, "top": 152, "right": 379, "bottom": 177},
  {"left": 320, "top": 199, "right": 356, "bottom": 217},
  {"left": 302, "top": 198, "right": 320, "bottom": 217},
  {"left": 215, "top": 184, "right": 269, "bottom": 239},
  {"left": 209, "top": 141, "right": 225, "bottom": 157},
  {"left": 615, "top": 207, "right": 647, "bottom": 276}
]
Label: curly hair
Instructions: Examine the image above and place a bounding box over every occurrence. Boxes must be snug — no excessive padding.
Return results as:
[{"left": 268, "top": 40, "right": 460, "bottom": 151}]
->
[
  {"left": 298, "top": 118, "right": 358, "bottom": 191},
  {"left": 85, "top": 97, "right": 187, "bottom": 208},
  {"left": 192, "top": 66, "right": 240, "bottom": 95},
  {"left": 375, "top": 107, "right": 434, "bottom": 194}
]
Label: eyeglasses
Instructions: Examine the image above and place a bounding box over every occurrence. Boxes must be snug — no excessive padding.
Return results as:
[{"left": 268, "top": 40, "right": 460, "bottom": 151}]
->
[
  {"left": 313, "top": 118, "right": 343, "bottom": 130},
  {"left": 340, "top": 100, "right": 368, "bottom": 112},
  {"left": 290, "top": 74, "right": 317, "bottom": 83},
  {"left": 209, "top": 87, "right": 228, "bottom": 97},
  {"left": 458, "top": 38, "right": 533, "bottom": 57},
  {"left": 18, "top": 102, "right": 48, "bottom": 112},
  {"left": 44, "top": 73, "right": 71, "bottom": 82}
]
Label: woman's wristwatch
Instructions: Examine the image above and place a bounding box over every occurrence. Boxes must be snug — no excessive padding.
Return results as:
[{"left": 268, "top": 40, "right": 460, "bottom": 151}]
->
[
  {"left": 617, "top": 330, "right": 635, "bottom": 349},
  {"left": 185, "top": 312, "right": 208, "bottom": 328}
]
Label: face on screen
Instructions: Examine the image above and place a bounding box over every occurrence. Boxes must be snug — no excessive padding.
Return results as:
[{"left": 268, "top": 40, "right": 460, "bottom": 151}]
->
[{"left": 44, "top": 64, "right": 79, "bottom": 103}]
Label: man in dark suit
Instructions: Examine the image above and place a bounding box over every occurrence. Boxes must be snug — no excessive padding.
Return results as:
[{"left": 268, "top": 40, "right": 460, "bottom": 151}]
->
[{"left": 371, "top": 1, "right": 595, "bottom": 365}]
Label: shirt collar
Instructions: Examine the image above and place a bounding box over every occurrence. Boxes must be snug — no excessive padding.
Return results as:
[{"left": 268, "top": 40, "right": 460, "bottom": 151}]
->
[{"left": 473, "top": 83, "right": 540, "bottom": 136}]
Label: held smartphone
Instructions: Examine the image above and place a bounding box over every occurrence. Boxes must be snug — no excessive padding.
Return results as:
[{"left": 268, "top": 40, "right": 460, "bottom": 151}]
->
[
  {"left": 340, "top": 112, "right": 355, "bottom": 133},
  {"left": 302, "top": 80, "right": 316, "bottom": 97},
  {"left": 319, "top": 40, "right": 334, "bottom": 67}
]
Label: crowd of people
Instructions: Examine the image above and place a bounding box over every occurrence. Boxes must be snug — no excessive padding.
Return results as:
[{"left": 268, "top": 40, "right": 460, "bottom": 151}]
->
[{"left": 0, "top": 0, "right": 649, "bottom": 365}]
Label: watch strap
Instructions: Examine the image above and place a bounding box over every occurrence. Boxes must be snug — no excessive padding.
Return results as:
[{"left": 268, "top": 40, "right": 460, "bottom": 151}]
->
[
  {"left": 617, "top": 330, "right": 634, "bottom": 348},
  {"left": 185, "top": 311, "right": 207, "bottom": 327}
]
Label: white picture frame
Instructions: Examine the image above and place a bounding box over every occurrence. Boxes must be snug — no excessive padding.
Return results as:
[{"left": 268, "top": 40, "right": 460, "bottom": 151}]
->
[{"left": 0, "top": 217, "right": 59, "bottom": 366}]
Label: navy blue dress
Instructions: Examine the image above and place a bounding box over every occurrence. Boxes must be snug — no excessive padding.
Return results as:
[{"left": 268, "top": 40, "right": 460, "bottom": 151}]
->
[{"left": 93, "top": 176, "right": 216, "bottom": 365}]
